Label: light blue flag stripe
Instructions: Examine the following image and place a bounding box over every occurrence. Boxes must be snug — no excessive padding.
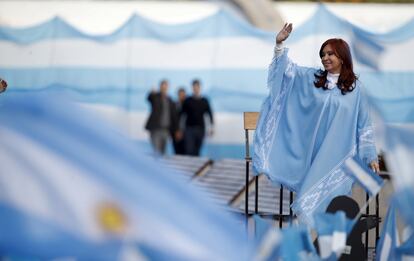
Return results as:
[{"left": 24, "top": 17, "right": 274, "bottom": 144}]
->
[
  {"left": 397, "top": 233, "right": 414, "bottom": 258},
  {"left": 279, "top": 227, "right": 318, "bottom": 261},
  {"left": 0, "top": 68, "right": 268, "bottom": 93},
  {"left": 394, "top": 189, "right": 414, "bottom": 233}
]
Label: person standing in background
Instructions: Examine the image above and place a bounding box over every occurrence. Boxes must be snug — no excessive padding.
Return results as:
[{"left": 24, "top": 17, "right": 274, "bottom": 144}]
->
[
  {"left": 180, "top": 79, "right": 214, "bottom": 156},
  {"left": 0, "top": 78, "right": 8, "bottom": 94},
  {"left": 145, "top": 79, "right": 179, "bottom": 155},
  {"left": 173, "top": 87, "right": 186, "bottom": 155}
]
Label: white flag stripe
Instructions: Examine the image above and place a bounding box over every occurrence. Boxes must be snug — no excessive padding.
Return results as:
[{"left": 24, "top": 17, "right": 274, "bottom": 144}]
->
[
  {"left": 256, "top": 230, "right": 281, "bottom": 261},
  {"left": 345, "top": 158, "right": 381, "bottom": 195},
  {"left": 82, "top": 103, "right": 247, "bottom": 144},
  {"left": 1, "top": 37, "right": 414, "bottom": 70},
  {"left": 0, "top": 38, "right": 273, "bottom": 69},
  {"left": 319, "top": 235, "right": 333, "bottom": 259},
  {"left": 379, "top": 234, "right": 392, "bottom": 261},
  {"left": 332, "top": 231, "right": 347, "bottom": 257}
]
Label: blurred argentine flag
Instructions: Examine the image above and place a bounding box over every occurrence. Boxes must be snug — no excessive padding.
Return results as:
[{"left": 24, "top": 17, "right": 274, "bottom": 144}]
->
[
  {"left": 376, "top": 204, "right": 399, "bottom": 261},
  {"left": 382, "top": 124, "right": 414, "bottom": 230},
  {"left": 351, "top": 27, "right": 385, "bottom": 70},
  {"left": 369, "top": 97, "right": 414, "bottom": 231},
  {"left": 314, "top": 211, "right": 350, "bottom": 261},
  {"left": 0, "top": 91, "right": 252, "bottom": 260},
  {"left": 251, "top": 215, "right": 318, "bottom": 261},
  {"left": 343, "top": 156, "right": 384, "bottom": 197}
]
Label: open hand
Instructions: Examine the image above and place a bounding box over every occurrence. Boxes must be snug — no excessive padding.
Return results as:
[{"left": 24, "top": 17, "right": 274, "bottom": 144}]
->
[
  {"left": 276, "top": 23, "right": 293, "bottom": 44},
  {"left": 175, "top": 130, "right": 183, "bottom": 141},
  {"left": 369, "top": 160, "right": 380, "bottom": 173}
]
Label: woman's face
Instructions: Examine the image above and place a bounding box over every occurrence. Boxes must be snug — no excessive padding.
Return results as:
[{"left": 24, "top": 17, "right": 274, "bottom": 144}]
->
[{"left": 321, "top": 44, "right": 343, "bottom": 74}]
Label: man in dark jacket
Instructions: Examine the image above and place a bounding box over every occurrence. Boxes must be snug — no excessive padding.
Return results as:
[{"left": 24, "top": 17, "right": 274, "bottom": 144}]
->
[
  {"left": 145, "top": 79, "right": 179, "bottom": 155},
  {"left": 180, "top": 79, "right": 214, "bottom": 156}
]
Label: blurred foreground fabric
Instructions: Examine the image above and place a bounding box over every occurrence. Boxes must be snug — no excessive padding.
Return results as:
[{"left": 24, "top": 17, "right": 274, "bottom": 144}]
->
[{"left": 0, "top": 91, "right": 252, "bottom": 260}]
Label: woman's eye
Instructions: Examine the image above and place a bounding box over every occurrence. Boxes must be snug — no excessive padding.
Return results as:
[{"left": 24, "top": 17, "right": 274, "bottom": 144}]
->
[{"left": 320, "top": 52, "right": 334, "bottom": 58}]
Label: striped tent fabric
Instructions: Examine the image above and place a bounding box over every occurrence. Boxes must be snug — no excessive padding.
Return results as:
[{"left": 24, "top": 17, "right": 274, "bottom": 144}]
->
[{"left": 0, "top": 5, "right": 413, "bottom": 158}]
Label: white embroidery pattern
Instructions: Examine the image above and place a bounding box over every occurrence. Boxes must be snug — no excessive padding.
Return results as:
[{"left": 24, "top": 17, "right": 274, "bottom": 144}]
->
[
  {"left": 358, "top": 126, "right": 375, "bottom": 148},
  {"left": 292, "top": 149, "right": 356, "bottom": 225}
]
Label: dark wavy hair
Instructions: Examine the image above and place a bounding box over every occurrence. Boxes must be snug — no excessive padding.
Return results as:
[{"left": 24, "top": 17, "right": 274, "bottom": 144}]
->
[{"left": 314, "top": 38, "right": 358, "bottom": 95}]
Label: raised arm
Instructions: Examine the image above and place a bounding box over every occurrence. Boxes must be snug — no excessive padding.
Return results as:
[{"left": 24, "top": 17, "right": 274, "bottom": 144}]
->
[
  {"left": 272, "top": 23, "right": 292, "bottom": 59},
  {"left": 276, "top": 23, "right": 292, "bottom": 45},
  {"left": 267, "top": 23, "right": 296, "bottom": 99}
]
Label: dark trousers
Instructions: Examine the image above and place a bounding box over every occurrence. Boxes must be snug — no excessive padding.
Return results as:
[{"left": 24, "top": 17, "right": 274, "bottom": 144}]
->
[
  {"left": 173, "top": 138, "right": 185, "bottom": 155},
  {"left": 184, "top": 126, "right": 205, "bottom": 156}
]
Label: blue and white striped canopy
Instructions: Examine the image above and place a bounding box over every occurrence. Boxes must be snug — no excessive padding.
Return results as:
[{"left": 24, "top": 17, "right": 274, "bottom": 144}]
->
[{"left": 1, "top": 4, "right": 413, "bottom": 158}]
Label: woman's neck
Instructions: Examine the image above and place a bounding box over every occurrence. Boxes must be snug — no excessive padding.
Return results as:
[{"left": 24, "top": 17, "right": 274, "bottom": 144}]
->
[{"left": 326, "top": 72, "right": 340, "bottom": 89}]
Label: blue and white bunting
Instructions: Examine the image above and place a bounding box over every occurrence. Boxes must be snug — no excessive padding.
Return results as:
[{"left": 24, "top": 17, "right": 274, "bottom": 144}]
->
[{"left": 1, "top": 4, "right": 413, "bottom": 158}]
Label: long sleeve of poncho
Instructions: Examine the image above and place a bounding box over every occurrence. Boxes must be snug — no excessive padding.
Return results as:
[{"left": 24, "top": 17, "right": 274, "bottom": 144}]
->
[{"left": 253, "top": 47, "right": 377, "bottom": 225}]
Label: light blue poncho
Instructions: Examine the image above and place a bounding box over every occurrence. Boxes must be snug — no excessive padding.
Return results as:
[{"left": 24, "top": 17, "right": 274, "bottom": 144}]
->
[{"left": 253, "top": 48, "right": 377, "bottom": 225}]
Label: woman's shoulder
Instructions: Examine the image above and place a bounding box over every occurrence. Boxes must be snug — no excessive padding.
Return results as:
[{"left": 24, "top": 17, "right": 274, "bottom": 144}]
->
[
  {"left": 297, "top": 65, "right": 319, "bottom": 78},
  {"left": 341, "top": 80, "right": 363, "bottom": 101},
  {"left": 353, "top": 80, "right": 364, "bottom": 93}
]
